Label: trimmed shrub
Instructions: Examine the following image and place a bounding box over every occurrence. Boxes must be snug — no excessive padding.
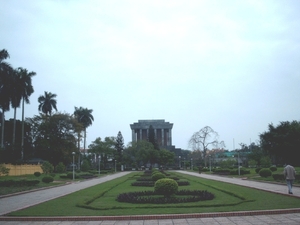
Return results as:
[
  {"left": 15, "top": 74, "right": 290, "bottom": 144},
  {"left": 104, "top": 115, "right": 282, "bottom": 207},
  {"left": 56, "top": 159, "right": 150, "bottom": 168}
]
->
[
  {"left": 56, "top": 162, "right": 65, "bottom": 173},
  {"left": 34, "top": 171, "right": 41, "bottom": 177},
  {"left": 255, "top": 167, "right": 262, "bottom": 174},
  {"left": 151, "top": 172, "right": 166, "bottom": 181},
  {"left": 272, "top": 173, "right": 284, "bottom": 181},
  {"left": 269, "top": 166, "right": 277, "bottom": 172},
  {"left": 154, "top": 178, "right": 178, "bottom": 197},
  {"left": 0, "top": 164, "right": 10, "bottom": 176},
  {"left": 42, "top": 176, "right": 54, "bottom": 183},
  {"left": 259, "top": 168, "right": 272, "bottom": 178},
  {"left": 0, "top": 180, "right": 40, "bottom": 187},
  {"left": 81, "top": 159, "right": 91, "bottom": 172},
  {"left": 41, "top": 161, "right": 54, "bottom": 174}
]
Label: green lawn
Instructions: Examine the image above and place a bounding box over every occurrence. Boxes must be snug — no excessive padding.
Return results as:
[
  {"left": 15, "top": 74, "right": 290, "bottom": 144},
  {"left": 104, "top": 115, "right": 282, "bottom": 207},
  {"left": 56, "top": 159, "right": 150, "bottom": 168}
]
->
[{"left": 7, "top": 171, "right": 300, "bottom": 217}]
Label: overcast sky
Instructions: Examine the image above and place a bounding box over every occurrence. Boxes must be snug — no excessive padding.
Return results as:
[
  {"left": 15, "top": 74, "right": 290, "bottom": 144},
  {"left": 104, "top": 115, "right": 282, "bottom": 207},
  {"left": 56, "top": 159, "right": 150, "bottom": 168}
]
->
[{"left": 1, "top": 0, "right": 299, "bottom": 151}]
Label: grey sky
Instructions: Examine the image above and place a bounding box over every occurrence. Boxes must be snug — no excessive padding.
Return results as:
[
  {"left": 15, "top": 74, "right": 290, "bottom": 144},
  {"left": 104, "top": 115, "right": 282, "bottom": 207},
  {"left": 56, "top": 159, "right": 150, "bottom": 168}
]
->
[{"left": 1, "top": 0, "right": 300, "bottom": 150}]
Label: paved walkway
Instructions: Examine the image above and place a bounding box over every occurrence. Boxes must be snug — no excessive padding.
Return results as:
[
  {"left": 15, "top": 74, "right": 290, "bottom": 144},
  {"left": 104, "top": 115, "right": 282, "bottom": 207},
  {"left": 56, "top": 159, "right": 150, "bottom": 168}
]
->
[{"left": 0, "top": 171, "right": 300, "bottom": 225}]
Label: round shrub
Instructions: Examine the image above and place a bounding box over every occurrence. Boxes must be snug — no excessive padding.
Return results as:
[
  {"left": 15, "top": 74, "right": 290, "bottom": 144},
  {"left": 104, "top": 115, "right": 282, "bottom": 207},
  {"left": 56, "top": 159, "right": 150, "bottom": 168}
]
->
[
  {"left": 151, "top": 172, "right": 166, "bottom": 181},
  {"left": 255, "top": 167, "right": 262, "bottom": 174},
  {"left": 154, "top": 178, "right": 178, "bottom": 197},
  {"left": 259, "top": 168, "right": 272, "bottom": 178},
  {"left": 67, "top": 172, "right": 74, "bottom": 179},
  {"left": 34, "top": 171, "right": 41, "bottom": 177},
  {"left": 269, "top": 166, "right": 277, "bottom": 172},
  {"left": 41, "top": 161, "right": 54, "bottom": 174},
  {"left": 42, "top": 176, "right": 54, "bottom": 183}
]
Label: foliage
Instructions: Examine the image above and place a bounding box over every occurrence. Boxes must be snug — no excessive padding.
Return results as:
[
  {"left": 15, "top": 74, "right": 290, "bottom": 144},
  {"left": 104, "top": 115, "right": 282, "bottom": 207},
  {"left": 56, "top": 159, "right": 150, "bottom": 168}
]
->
[
  {"left": 248, "top": 160, "right": 257, "bottom": 168},
  {"left": 0, "top": 179, "right": 39, "bottom": 187},
  {"left": 154, "top": 178, "right": 178, "bottom": 197},
  {"left": 259, "top": 168, "right": 272, "bottom": 178},
  {"left": 260, "top": 121, "right": 300, "bottom": 166},
  {"left": 255, "top": 167, "right": 262, "bottom": 174},
  {"left": 81, "top": 159, "right": 91, "bottom": 172},
  {"left": 260, "top": 156, "right": 272, "bottom": 168},
  {"left": 41, "top": 161, "right": 54, "bottom": 174},
  {"left": 219, "top": 159, "right": 236, "bottom": 168},
  {"left": 269, "top": 166, "right": 277, "bottom": 172},
  {"left": 151, "top": 172, "right": 166, "bottom": 181},
  {"left": 188, "top": 126, "right": 224, "bottom": 167},
  {"left": 42, "top": 176, "right": 54, "bottom": 183},
  {"left": 55, "top": 162, "right": 65, "bottom": 173},
  {"left": 159, "top": 149, "right": 175, "bottom": 167},
  {"left": 34, "top": 172, "right": 41, "bottom": 177},
  {"left": 115, "top": 131, "right": 124, "bottom": 166},
  {"left": 38, "top": 91, "right": 57, "bottom": 116},
  {"left": 0, "top": 164, "right": 10, "bottom": 176},
  {"left": 27, "top": 113, "right": 79, "bottom": 165}
]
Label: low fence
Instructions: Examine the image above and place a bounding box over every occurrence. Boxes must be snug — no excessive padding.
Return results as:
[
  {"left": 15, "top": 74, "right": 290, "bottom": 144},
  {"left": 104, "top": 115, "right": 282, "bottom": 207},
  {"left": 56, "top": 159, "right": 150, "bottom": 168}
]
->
[{"left": 1, "top": 164, "right": 43, "bottom": 176}]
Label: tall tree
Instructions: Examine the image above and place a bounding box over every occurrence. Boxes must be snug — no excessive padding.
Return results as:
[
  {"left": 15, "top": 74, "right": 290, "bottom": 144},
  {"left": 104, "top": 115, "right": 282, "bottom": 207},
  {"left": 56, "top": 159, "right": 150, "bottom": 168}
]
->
[
  {"left": 38, "top": 91, "right": 57, "bottom": 116},
  {"left": 260, "top": 121, "right": 300, "bottom": 166},
  {"left": 188, "top": 126, "right": 222, "bottom": 167},
  {"left": 0, "top": 49, "right": 13, "bottom": 149},
  {"left": 115, "top": 131, "right": 124, "bottom": 165},
  {"left": 16, "top": 68, "right": 36, "bottom": 159},
  {"left": 73, "top": 106, "right": 94, "bottom": 153}
]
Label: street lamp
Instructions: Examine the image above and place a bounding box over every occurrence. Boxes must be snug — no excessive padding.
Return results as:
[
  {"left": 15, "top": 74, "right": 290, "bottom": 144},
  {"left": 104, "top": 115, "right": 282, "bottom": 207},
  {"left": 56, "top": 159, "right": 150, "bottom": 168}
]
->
[
  {"left": 178, "top": 156, "right": 181, "bottom": 169},
  {"left": 98, "top": 155, "right": 101, "bottom": 175},
  {"left": 72, "top": 152, "right": 75, "bottom": 180}
]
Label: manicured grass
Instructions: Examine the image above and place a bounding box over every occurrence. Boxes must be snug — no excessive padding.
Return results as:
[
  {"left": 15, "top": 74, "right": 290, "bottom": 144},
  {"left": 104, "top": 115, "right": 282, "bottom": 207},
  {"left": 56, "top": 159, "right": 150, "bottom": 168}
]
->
[{"left": 7, "top": 172, "right": 300, "bottom": 217}]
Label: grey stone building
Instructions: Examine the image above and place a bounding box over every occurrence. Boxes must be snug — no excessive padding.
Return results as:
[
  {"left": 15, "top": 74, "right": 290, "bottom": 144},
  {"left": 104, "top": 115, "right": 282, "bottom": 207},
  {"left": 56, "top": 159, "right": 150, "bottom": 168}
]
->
[{"left": 130, "top": 120, "right": 173, "bottom": 147}]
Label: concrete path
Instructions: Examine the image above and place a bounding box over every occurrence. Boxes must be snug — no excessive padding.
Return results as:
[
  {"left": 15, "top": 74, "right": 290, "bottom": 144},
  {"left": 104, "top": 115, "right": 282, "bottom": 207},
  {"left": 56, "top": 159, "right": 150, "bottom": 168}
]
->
[{"left": 0, "top": 171, "right": 300, "bottom": 225}]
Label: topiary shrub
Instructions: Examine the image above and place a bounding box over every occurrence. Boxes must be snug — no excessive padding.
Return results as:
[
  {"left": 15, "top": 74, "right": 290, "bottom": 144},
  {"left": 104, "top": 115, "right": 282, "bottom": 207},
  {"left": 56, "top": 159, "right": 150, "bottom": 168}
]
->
[
  {"left": 42, "top": 176, "right": 54, "bottom": 183},
  {"left": 56, "top": 162, "right": 65, "bottom": 173},
  {"left": 269, "top": 166, "right": 277, "bottom": 172},
  {"left": 154, "top": 178, "right": 178, "bottom": 197},
  {"left": 34, "top": 171, "right": 41, "bottom": 177},
  {"left": 259, "top": 168, "right": 272, "bottom": 178},
  {"left": 0, "top": 164, "right": 10, "bottom": 176},
  {"left": 255, "top": 167, "right": 262, "bottom": 174},
  {"left": 151, "top": 172, "right": 166, "bottom": 181}
]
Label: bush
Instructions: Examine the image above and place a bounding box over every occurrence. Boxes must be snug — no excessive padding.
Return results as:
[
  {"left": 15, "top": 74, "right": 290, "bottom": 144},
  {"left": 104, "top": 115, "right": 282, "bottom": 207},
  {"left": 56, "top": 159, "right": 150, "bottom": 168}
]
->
[
  {"left": 34, "top": 171, "right": 41, "bottom": 177},
  {"left": 151, "top": 172, "right": 166, "bottom": 181},
  {"left": 272, "top": 173, "right": 284, "bottom": 181},
  {"left": 154, "top": 178, "right": 178, "bottom": 197},
  {"left": 259, "top": 168, "right": 272, "bottom": 178},
  {"left": 260, "top": 156, "right": 272, "bottom": 168},
  {"left": 81, "top": 159, "right": 91, "bottom": 172},
  {"left": 56, "top": 162, "right": 65, "bottom": 173},
  {"left": 42, "top": 176, "right": 54, "bottom": 183},
  {"left": 41, "top": 161, "right": 54, "bottom": 174},
  {"left": 0, "top": 164, "right": 10, "bottom": 176},
  {"left": 269, "top": 166, "right": 277, "bottom": 172},
  {"left": 0, "top": 179, "right": 40, "bottom": 187},
  {"left": 255, "top": 167, "right": 262, "bottom": 174}
]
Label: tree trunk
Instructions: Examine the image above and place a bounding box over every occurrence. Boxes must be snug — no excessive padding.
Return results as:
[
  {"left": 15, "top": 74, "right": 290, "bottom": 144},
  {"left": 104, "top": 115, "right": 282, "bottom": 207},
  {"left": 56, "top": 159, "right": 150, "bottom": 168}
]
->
[
  {"left": 21, "top": 98, "right": 25, "bottom": 160},
  {"left": 1, "top": 110, "right": 4, "bottom": 149}
]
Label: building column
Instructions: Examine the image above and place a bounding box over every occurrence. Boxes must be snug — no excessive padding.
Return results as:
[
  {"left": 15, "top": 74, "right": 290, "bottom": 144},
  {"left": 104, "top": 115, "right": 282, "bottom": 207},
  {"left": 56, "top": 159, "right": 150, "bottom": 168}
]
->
[
  {"left": 132, "top": 129, "right": 136, "bottom": 142},
  {"left": 169, "top": 129, "right": 172, "bottom": 145},
  {"left": 139, "top": 129, "right": 142, "bottom": 141},
  {"left": 162, "top": 129, "right": 164, "bottom": 146}
]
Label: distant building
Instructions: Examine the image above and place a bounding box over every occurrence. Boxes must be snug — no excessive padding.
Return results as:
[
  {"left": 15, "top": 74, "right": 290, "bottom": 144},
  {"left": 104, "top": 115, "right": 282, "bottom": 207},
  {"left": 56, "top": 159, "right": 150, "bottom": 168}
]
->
[
  {"left": 130, "top": 119, "right": 173, "bottom": 147},
  {"left": 130, "top": 119, "right": 183, "bottom": 154}
]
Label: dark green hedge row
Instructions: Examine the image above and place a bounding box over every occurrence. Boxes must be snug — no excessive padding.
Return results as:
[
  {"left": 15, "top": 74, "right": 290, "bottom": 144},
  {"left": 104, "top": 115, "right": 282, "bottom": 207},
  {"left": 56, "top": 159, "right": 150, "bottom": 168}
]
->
[
  {"left": 131, "top": 180, "right": 190, "bottom": 187},
  {"left": 0, "top": 179, "right": 40, "bottom": 187},
  {"left": 117, "top": 190, "right": 214, "bottom": 204}
]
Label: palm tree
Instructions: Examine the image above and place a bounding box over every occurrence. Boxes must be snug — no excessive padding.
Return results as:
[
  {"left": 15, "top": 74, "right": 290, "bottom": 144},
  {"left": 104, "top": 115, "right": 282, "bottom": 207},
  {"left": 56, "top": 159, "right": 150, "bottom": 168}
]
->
[
  {"left": 16, "top": 68, "right": 36, "bottom": 159},
  {"left": 38, "top": 91, "right": 57, "bottom": 116},
  {"left": 74, "top": 106, "right": 94, "bottom": 154},
  {"left": 0, "top": 49, "right": 13, "bottom": 149}
]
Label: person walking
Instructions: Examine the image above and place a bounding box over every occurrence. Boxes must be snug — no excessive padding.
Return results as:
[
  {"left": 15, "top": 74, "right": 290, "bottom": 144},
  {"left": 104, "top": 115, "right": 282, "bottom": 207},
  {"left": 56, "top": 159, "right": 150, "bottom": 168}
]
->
[{"left": 284, "top": 164, "right": 296, "bottom": 194}]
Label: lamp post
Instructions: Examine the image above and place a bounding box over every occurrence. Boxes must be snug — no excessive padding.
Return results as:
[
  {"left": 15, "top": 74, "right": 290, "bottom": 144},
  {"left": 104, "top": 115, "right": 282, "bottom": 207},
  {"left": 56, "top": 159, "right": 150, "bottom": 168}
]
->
[
  {"left": 98, "top": 155, "right": 101, "bottom": 175},
  {"left": 72, "top": 152, "right": 75, "bottom": 180},
  {"left": 115, "top": 160, "right": 116, "bottom": 173},
  {"left": 178, "top": 156, "right": 181, "bottom": 169}
]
